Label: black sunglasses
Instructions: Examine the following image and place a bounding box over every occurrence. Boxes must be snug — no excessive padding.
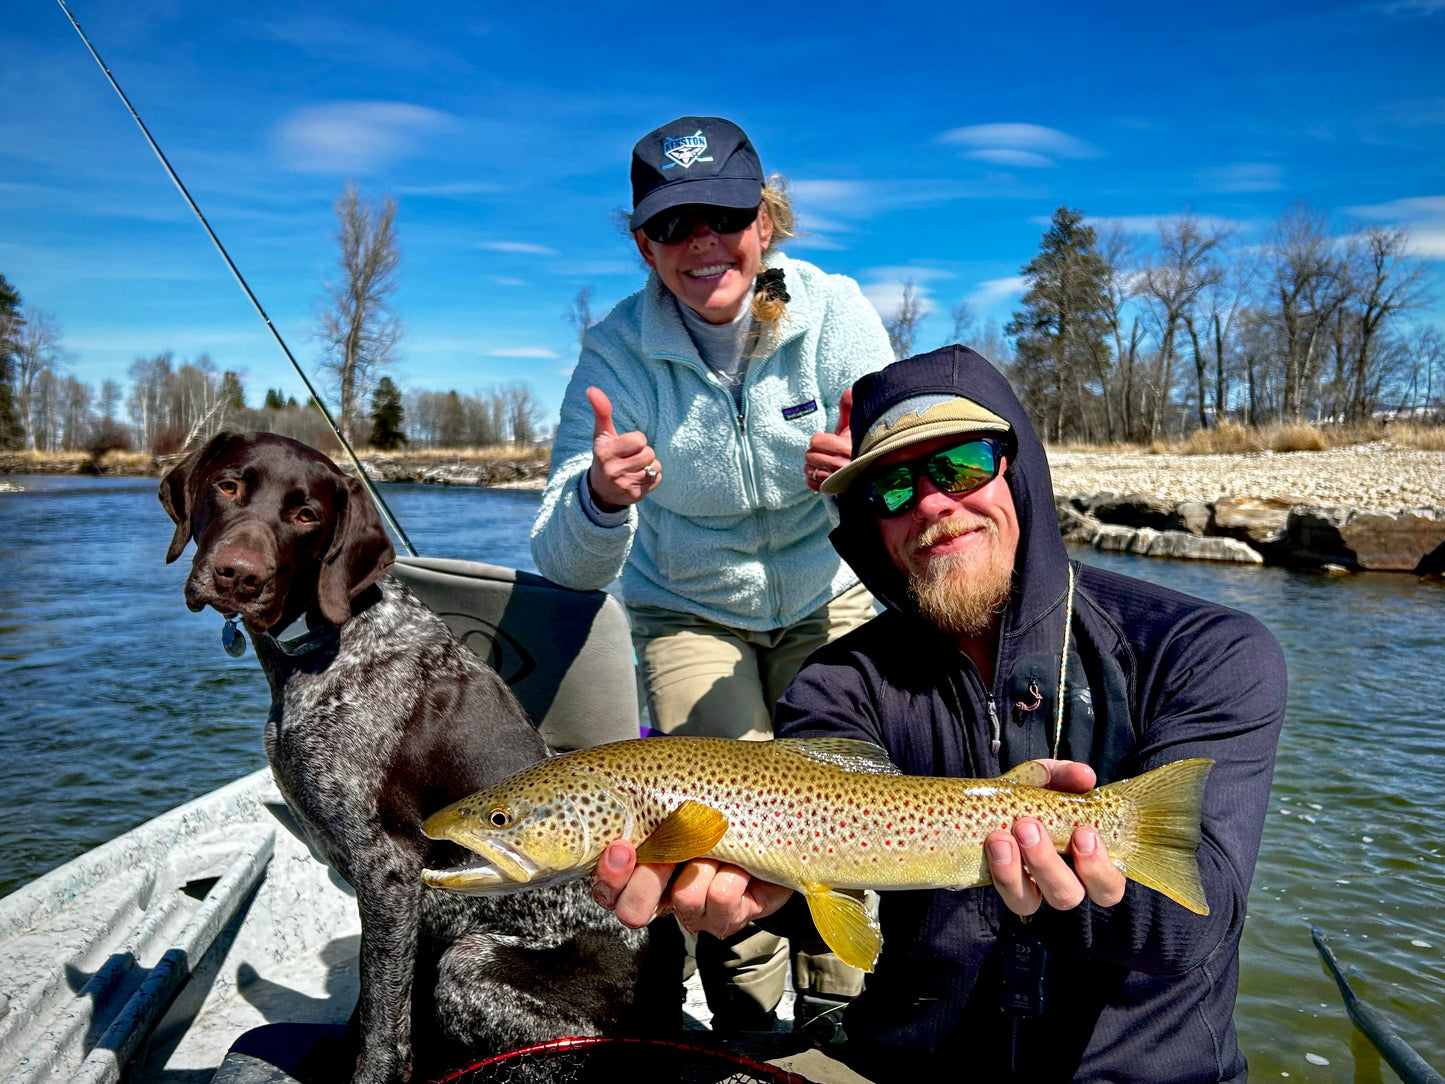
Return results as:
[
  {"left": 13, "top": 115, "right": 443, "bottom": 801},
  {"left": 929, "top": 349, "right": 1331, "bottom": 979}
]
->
[
  {"left": 640, "top": 204, "right": 760, "bottom": 245},
  {"left": 861, "top": 437, "right": 1006, "bottom": 518}
]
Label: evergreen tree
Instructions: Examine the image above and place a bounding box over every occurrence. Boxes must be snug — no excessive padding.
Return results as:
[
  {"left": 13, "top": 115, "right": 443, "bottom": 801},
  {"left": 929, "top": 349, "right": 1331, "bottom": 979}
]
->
[
  {"left": 0, "top": 273, "right": 24, "bottom": 449},
  {"left": 1006, "top": 208, "right": 1112, "bottom": 443},
  {"left": 263, "top": 388, "right": 287, "bottom": 411},
  {"left": 220, "top": 371, "right": 246, "bottom": 411},
  {"left": 368, "top": 376, "right": 407, "bottom": 450}
]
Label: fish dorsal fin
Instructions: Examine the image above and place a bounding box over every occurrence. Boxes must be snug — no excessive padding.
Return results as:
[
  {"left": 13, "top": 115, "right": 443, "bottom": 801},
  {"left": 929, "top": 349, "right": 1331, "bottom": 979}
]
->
[
  {"left": 999, "top": 761, "right": 1050, "bottom": 787},
  {"left": 801, "top": 883, "right": 882, "bottom": 973},
  {"left": 634, "top": 800, "right": 729, "bottom": 864},
  {"left": 773, "top": 738, "right": 903, "bottom": 776}
]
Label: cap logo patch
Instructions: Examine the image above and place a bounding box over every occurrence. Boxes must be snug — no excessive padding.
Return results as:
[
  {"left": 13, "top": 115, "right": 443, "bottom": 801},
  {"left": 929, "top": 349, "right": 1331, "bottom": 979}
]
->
[{"left": 663, "top": 130, "right": 713, "bottom": 170}]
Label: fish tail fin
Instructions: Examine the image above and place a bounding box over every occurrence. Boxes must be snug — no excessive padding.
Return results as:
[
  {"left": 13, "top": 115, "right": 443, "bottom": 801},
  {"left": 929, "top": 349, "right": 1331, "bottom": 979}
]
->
[{"left": 1101, "top": 758, "right": 1214, "bottom": 916}]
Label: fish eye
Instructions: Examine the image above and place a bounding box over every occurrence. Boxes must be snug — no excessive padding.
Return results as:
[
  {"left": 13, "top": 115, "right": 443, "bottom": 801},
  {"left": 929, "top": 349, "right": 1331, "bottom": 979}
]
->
[{"left": 488, "top": 808, "right": 511, "bottom": 828}]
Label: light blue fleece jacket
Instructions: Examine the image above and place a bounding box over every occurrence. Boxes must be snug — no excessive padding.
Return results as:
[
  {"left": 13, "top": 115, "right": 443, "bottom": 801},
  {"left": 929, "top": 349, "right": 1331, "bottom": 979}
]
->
[{"left": 530, "top": 252, "right": 893, "bottom": 631}]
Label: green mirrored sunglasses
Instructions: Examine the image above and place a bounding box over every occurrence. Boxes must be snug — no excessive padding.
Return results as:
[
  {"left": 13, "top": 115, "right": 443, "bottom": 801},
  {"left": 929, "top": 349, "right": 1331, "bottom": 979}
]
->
[{"left": 862, "top": 437, "right": 1005, "bottom": 518}]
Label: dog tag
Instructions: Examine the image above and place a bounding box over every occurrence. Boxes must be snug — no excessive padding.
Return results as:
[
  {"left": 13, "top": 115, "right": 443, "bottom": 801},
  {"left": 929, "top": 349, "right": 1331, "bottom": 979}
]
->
[{"left": 222, "top": 617, "right": 247, "bottom": 658}]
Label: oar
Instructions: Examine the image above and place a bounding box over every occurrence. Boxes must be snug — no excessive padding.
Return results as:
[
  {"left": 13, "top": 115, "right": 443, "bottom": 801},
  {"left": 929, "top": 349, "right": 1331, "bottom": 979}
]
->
[{"left": 1310, "top": 925, "right": 1444, "bottom": 1084}]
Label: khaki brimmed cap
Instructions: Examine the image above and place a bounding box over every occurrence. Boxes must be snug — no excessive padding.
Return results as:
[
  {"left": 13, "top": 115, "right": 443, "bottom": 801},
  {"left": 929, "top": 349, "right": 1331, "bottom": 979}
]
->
[{"left": 821, "top": 392, "right": 1011, "bottom": 496}]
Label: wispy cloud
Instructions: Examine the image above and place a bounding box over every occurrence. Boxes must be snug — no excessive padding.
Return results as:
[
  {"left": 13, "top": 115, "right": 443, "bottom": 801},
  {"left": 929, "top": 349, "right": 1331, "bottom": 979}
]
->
[
  {"left": 1376, "top": 0, "right": 1445, "bottom": 14},
  {"left": 1084, "top": 213, "right": 1250, "bottom": 236},
  {"left": 861, "top": 268, "right": 953, "bottom": 320},
  {"left": 1198, "top": 163, "right": 1284, "bottom": 193},
  {"left": 396, "top": 181, "right": 503, "bottom": 198},
  {"left": 1347, "top": 195, "right": 1445, "bottom": 258},
  {"left": 270, "top": 102, "right": 458, "bottom": 174},
  {"left": 968, "top": 277, "right": 1028, "bottom": 309},
  {"left": 478, "top": 241, "right": 558, "bottom": 256},
  {"left": 485, "top": 346, "right": 560, "bottom": 359},
  {"left": 938, "top": 124, "right": 1102, "bottom": 168}
]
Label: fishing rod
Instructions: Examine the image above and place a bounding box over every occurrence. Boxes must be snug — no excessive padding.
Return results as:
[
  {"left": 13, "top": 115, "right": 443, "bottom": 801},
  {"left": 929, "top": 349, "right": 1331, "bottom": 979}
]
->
[
  {"left": 55, "top": 0, "right": 418, "bottom": 558},
  {"left": 1310, "top": 925, "right": 1444, "bottom": 1084}
]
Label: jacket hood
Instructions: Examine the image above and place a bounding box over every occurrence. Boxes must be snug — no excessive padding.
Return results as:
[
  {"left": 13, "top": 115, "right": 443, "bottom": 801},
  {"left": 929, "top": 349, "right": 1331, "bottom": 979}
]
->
[{"left": 830, "top": 345, "right": 1069, "bottom": 636}]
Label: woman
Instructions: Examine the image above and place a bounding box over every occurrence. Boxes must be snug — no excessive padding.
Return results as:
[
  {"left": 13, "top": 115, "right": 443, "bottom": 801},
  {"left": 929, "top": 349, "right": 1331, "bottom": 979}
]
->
[{"left": 530, "top": 115, "right": 893, "bottom": 1033}]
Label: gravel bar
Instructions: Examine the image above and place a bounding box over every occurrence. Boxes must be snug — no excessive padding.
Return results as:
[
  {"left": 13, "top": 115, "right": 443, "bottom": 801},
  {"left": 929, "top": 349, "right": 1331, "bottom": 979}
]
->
[{"left": 1046, "top": 442, "right": 1445, "bottom": 512}]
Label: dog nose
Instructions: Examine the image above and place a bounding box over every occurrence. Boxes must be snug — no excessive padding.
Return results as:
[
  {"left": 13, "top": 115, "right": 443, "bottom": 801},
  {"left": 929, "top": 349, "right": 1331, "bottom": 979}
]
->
[{"left": 212, "top": 544, "right": 270, "bottom": 599}]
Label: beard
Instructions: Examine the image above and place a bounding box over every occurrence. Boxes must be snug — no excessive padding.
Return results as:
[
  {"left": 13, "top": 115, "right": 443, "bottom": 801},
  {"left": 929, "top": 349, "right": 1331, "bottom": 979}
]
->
[{"left": 904, "top": 518, "right": 1014, "bottom": 638}]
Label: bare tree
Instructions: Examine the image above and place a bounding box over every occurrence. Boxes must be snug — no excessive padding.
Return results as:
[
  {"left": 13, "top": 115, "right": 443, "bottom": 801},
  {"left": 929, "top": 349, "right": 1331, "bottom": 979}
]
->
[
  {"left": 14, "top": 309, "right": 63, "bottom": 450},
  {"left": 565, "top": 287, "right": 595, "bottom": 350},
  {"left": 1266, "top": 203, "right": 1349, "bottom": 422},
  {"left": 1342, "top": 226, "right": 1424, "bottom": 422},
  {"left": 885, "top": 280, "right": 922, "bottom": 360},
  {"left": 1140, "top": 214, "right": 1225, "bottom": 437},
  {"left": 1096, "top": 227, "right": 1136, "bottom": 442},
  {"left": 318, "top": 183, "right": 403, "bottom": 443},
  {"left": 948, "top": 299, "right": 975, "bottom": 347}
]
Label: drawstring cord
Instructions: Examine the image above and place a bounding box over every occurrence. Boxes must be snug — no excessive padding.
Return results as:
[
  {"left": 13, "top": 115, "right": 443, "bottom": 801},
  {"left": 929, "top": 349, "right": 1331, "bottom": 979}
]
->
[{"left": 1052, "top": 563, "right": 1077, "bottom": 759}]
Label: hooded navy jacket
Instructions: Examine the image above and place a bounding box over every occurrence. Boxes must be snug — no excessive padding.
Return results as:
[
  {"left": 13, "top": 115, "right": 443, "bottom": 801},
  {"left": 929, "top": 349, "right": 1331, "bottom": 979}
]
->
[{"left": 774, "top": 347, "right": 1286, "bottom": 1083}]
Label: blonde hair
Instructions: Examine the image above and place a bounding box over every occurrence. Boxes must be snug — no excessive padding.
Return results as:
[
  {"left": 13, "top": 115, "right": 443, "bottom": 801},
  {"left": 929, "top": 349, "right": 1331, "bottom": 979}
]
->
[{"left": 751, "top": 174, "right": 795, "bottom": 327}]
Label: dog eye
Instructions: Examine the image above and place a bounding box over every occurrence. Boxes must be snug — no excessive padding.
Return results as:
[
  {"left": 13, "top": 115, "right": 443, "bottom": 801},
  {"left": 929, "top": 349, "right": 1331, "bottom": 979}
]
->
[
  {"left": 217, "top": 480, "right": 238, "bottom": 496},
  {"left": 296, "top": 508, "right": 319, "bottom": 524},
  {"left": 488, "top": 809, "right": 512, "bottom": 828}
]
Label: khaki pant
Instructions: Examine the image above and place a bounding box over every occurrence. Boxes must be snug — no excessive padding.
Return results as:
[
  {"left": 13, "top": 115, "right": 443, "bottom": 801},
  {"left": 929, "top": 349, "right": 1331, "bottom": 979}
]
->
[
  {"left": 630, "top": 583, "right": 876, "bottom": 741},
  {"left": 628, "top": 584, "right": 877, "bottom": 1021}
]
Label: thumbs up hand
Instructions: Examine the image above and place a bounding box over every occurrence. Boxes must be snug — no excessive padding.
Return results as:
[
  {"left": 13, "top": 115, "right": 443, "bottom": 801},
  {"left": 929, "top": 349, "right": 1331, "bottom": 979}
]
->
[
  {"left": 586, "top": 387, "right": 660, "bottom": 511},
  {"left": 803, "top": 387, "right": 854, "bottom": 492}
]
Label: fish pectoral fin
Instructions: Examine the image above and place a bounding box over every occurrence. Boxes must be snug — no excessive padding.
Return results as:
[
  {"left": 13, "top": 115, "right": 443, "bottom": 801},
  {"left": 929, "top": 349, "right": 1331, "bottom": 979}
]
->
[
  {"left": 998, "top": 761, "right": 1051, "bottom": 787},
  {"left": 803, "top": 883, "right": 881, "bottom": 974},
  {"left": 634, "top": 800, "right": 729, "bottom": 864}
]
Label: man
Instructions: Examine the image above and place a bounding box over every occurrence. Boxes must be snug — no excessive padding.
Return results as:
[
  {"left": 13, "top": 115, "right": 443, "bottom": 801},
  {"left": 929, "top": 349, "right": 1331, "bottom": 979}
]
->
[{"left": 595, "top": 346, "right": 1285, "bottom": 1082}]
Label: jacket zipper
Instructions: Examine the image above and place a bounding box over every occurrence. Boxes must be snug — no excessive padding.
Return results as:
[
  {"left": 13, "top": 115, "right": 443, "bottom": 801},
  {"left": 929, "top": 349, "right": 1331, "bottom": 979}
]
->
[
  {"left": 655, "top": 348, "right": 779, "bottom": 622},
  {"left": 986, "top": 692, "right": 1002, "bottom": 755}
]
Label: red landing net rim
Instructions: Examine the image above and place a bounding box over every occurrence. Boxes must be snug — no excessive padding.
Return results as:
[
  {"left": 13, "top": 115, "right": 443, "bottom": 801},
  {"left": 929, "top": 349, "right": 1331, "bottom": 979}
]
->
[{"left": 432, "top": 1035, "right": 815, "bottom": 1083}]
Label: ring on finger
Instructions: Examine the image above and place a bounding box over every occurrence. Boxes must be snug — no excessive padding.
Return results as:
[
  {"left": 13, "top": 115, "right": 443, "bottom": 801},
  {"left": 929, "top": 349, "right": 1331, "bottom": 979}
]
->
[{"left": 643, "top": 462, "right": 658, "bottom": 479}]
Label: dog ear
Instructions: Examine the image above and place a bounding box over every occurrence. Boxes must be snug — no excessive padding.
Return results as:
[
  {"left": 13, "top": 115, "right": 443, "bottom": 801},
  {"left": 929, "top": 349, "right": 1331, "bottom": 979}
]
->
[
  {"left": 317, "top": 473, "right": 396, "bottom": 626},
  {"left": 158, "top": 431, "right": 245, "bottom": 563}
]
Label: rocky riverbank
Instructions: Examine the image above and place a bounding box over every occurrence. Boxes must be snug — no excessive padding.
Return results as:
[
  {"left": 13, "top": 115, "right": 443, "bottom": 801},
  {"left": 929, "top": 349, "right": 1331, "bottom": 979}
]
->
[{"left": 1049, "top": 442, "right": 1445, "bottom": 576}]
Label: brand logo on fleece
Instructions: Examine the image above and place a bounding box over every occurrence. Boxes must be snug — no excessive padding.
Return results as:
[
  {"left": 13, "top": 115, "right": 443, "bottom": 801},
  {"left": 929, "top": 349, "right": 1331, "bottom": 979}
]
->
[
  {"left": 781, "top": 400, "right": 817, "bottom": 421},
  {"left": 662, "top": 131, "right": 712, "bottom": 170}
]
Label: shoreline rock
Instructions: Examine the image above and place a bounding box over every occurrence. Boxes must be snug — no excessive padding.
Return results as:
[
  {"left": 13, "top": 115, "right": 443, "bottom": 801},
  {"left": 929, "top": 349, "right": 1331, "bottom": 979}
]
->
[
  {"left": 1059, "top": 493, "right": 1445, "bottom": 575},
  {"left": 1049, "top": 443, "right": 1445, "bottom": 577}
]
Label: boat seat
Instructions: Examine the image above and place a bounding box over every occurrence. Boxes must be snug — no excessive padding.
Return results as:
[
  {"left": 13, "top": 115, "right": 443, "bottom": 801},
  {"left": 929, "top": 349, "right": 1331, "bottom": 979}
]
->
[
  {"left": 390, "top": 557, "right": 639, "bottom": 752},
  {"left": 210, "top": 1023, "right": 342, "bottom": 1084}
]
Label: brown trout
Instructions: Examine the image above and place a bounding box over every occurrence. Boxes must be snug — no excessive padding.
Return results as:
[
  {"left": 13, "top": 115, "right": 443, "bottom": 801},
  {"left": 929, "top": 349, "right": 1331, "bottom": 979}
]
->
[{"left": 421, "top": 736, "right": 1212, "bottom": 972}]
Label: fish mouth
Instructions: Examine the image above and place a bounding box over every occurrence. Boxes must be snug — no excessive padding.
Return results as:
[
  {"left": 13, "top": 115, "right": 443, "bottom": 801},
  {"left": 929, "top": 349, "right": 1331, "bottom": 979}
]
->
[{"left": 421, "top": 842, "right": 583, "bottom": 896}]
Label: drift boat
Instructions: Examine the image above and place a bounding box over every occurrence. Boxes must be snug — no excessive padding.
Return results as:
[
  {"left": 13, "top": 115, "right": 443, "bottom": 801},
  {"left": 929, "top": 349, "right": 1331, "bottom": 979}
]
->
[{"left": 0, "top": 557, "right": 649, "bottom": 1084}]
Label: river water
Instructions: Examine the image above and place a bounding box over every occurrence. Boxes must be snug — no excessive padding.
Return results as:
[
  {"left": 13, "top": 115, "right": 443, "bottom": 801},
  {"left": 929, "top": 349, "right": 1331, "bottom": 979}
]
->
[{"left": 2, "top": 476, "right": 1441, "bottom": 1081}]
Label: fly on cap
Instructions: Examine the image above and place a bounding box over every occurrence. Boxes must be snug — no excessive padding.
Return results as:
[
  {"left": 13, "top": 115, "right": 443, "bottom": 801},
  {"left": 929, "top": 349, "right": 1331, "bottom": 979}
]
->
[
  {"left": 629, "top": 117, "right": 765, "bottom": 232},
  {"left": 821, "top": 347, "right": 1012, "bottom": 497}
]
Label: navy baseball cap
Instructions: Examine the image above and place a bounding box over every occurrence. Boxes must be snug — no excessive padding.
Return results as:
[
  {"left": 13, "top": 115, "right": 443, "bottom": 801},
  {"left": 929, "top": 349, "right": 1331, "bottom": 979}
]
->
[{"left": 629, "top": 117, "right": 765, "bottom": 231}]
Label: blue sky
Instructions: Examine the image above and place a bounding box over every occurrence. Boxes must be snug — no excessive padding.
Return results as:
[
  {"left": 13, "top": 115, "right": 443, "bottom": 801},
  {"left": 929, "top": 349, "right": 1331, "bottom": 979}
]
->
[{"left": 3, "top": 0, "right": 1443, "bottom": 425}]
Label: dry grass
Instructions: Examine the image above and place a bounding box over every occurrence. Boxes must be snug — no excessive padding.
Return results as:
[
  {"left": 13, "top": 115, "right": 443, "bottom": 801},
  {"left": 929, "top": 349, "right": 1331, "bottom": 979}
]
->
[
  {"left": 95, "top": 449, "right": 158, "bottom": 472},
  {"left": 1054, "top": 420, "right": 1445, "bottom": 456},
  {"left": 359, "top": 444, "right": 549, "bottom": 463},
  {"left": 1388, "top": 423, "right": 1445, "bottom": 451},
  {"left": 4, "top": 449, "right": 93, "bottom": 467}
]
